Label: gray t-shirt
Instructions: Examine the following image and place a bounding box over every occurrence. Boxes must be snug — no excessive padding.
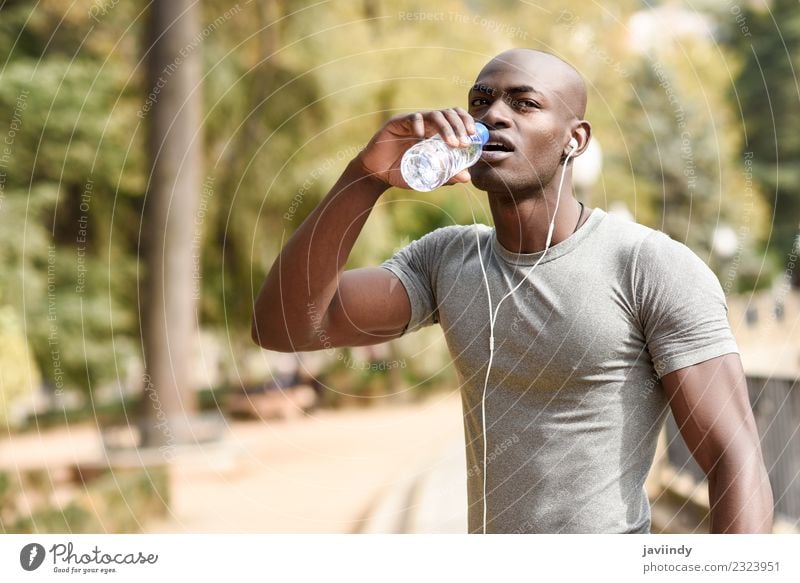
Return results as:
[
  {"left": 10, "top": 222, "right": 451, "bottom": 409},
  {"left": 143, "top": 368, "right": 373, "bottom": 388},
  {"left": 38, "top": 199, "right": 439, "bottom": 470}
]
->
[{"left": 380, "top": 207, "right": 739, "bottom": 533}]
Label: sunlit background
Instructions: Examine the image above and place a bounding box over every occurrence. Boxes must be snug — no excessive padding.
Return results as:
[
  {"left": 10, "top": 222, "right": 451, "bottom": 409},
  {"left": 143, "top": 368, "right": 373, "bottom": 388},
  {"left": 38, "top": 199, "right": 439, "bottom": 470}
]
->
[{"left": 0, "top": 0, "right": 798, "bottom": 534}]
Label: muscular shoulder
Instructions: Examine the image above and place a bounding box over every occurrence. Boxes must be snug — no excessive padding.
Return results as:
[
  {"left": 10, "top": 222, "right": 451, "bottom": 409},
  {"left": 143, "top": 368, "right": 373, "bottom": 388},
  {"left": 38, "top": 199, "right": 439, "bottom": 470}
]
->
[
  {"left": 634, "top": 227, "right": 716, "bottom": 286},
  {"left": 588, "top": 212, "right": 719, "bottom": 302},
  {"left": 588, "top": 211, "right": 658, "bottom": 278},
  {"left": 629, "top": 222, "right": 727, "bottom": 334},
  {"left": 598, "top": 212, "right": 657, "bottom": 253},
  {"left": 394, "top": 223, "right": 488, "bottom": 262},
  {"left": 415, "top": 223, "right": 487, "bottom": 246}
]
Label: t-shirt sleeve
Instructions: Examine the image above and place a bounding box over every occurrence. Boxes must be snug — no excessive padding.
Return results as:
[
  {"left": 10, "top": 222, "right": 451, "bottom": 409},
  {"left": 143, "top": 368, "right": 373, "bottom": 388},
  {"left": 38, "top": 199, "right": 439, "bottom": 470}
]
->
[
  {"left": 633, "top": 230, "right": 740, "bottom": 378},
  {"left": 379, "top": 228, "right": 452, "bottom": 334}
]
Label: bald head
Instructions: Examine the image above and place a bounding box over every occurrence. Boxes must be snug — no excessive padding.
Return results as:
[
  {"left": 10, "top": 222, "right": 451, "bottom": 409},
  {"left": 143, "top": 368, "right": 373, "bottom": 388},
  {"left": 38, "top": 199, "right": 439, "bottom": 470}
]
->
[
  {"left": 478, "top": 49, "right": 587, "bottom": 119},
  {"left": 467, "top": 48, "right": 592, "bottom": 194}
]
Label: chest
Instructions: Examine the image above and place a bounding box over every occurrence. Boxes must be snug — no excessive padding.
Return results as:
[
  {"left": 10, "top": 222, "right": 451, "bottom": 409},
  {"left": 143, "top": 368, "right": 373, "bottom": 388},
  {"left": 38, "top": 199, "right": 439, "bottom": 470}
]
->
[{"left": 434, "top": 252, "right": 647, "bottom": 386}]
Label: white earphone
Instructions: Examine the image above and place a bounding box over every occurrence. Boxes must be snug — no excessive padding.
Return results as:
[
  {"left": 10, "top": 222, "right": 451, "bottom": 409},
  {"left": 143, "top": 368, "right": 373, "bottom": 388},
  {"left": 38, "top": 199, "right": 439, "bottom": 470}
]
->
[
  {"left": 568, "top": 137, "right": 578, "bottom": 152},
  {"left": 471, "top": 136, "right": 579, "bottom": 534}
]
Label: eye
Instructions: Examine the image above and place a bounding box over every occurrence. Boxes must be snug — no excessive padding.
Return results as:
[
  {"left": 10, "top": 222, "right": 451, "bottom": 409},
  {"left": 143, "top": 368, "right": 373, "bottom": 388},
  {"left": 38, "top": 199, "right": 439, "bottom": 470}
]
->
[
  {"left": 515, "top": 99, "right": 539, "bottom": 110},
  {"left": 470, "top": 97, "right": 489, "bottom": 107}
]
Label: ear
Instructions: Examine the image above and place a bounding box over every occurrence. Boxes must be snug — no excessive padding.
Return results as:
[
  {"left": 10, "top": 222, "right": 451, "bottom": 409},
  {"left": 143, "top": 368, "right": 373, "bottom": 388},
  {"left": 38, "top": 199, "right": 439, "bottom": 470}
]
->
[{"left": 567, "top": 120, "right": 592, "bottom": 157}]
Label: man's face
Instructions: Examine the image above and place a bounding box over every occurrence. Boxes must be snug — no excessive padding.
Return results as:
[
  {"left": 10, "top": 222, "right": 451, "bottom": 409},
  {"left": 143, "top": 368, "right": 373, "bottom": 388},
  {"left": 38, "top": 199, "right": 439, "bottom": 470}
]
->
[{"left": 467, "top": 54, "right": 575, "bottom": 194}]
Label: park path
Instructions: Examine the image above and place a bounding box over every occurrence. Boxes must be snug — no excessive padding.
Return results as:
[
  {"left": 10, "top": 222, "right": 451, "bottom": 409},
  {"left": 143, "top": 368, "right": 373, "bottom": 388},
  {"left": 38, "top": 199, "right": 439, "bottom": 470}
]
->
[{"left": 145, "top": 391, "right": 468, "bottom": 533}]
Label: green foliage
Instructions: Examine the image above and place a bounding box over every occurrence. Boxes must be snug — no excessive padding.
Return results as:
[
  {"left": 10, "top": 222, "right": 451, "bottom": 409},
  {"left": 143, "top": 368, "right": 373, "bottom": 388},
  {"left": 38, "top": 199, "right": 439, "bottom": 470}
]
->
[
  {"left": 0, "top": 0, "right": 782, "bottom": 401},
  {"left": 722, "top": 0, "right": 800, "bottom": 277},
  {"left": 0, "top": 2, "right": 144, "bottom": 395},
  {"left": 1, "top": 466, "right": 169, "bottom": 534},
  {"left": 0, "top": 306, "right": 41, "bottom": 428},
  {"left": 621, "top": 49, "right": 768, "bottom": 257}
]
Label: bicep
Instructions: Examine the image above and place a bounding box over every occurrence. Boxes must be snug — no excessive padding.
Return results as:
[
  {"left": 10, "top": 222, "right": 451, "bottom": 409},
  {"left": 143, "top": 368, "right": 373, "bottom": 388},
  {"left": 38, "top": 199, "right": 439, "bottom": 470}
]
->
[
  {"left": 322, "top": 267, "right": 412, "bottom": 347},
  {"left": 661, "top": 353, "right": 760, "bottom": 474},
  {"left": 636, "top": 233, "right": 738, "bottom": 377}
]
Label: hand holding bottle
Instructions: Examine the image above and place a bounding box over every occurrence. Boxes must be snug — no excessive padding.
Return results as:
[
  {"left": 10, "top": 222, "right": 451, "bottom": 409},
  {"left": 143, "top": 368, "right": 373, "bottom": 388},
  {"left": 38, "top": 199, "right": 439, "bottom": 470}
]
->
[{"left": 356, "top": 108, "right": 484, "bottom": 190}]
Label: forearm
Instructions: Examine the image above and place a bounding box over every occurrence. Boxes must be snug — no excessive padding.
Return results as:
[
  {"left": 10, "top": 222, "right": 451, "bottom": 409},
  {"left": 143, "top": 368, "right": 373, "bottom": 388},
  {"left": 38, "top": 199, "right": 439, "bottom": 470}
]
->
[
  {"left": 708, "top": 452, "right": 773, "bottom": 533},
  {"left": 252, "top": 156, "right": 389, "bottom": 350}
]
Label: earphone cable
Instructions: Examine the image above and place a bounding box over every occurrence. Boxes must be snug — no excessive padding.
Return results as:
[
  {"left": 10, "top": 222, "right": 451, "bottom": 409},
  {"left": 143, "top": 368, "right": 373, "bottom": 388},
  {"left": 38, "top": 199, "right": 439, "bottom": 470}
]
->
[{"left": 473, "top": 144, "right": 578, "bottom": 534}]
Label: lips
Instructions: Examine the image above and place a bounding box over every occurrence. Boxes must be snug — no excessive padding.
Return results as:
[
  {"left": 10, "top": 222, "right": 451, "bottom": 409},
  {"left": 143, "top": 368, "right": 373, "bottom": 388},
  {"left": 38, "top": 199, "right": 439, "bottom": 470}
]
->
[
  {"left": 483, "top": 133, "right": 515, "bottom": 152},
  {"left": 480, "top": 133, "right": 515, "bottom": 164},
  {"left": 480, "top": 149, "right": 514, "bottom": 163}
]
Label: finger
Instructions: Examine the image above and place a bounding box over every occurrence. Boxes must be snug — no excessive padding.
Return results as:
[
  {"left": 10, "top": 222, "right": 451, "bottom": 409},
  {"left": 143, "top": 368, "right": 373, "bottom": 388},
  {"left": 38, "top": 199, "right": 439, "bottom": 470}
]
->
[
  {"left": 427, "top": 110, "right": 460, "bottom": 147},
  {"left": 453, "top": 107, "right": 477, "bottom": 137},
  {"left": 410, "top": 112, "right": 425, "bottom": 140},
  {"left": 441, "top": 108, "right": 471, "bottom": 146},
  {"left": 446, "top": 169, "right": 471, "bottom": 185}
]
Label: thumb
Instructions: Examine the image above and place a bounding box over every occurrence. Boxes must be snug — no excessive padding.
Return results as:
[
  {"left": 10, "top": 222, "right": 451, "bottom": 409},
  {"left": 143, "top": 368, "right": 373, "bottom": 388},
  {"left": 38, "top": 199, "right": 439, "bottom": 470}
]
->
[{"left": 446, "top": 169, "right": 471, "bottom": 185}]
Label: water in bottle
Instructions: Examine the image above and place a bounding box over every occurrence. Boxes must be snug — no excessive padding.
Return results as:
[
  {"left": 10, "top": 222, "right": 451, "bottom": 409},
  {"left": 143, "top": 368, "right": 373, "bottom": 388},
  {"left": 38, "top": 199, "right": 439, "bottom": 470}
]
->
[{"left": 401, "top": 122, "right": 490, "bottom": 191}]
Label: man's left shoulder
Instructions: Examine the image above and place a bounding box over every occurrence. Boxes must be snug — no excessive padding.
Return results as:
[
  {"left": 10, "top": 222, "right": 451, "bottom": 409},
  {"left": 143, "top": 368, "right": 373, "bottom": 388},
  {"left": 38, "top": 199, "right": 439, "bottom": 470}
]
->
[
  {"left": 636, "top": 228, "right": 715, "bottom": 277},
  {"left": 593, "top": 211, "right": 659, "bottom": 254},
  {"left": 631, "top": 228, "right": 727, "bottom": 310},
  {"left": 591, "top": 212, "right": 664, "bottom": 274}
]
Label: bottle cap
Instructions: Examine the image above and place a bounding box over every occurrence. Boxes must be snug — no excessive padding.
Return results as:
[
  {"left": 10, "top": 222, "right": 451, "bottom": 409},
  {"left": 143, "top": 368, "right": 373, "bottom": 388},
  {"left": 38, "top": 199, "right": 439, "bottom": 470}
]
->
[{"left": 472, "top": 122, "right": 490, "bottom": 145}]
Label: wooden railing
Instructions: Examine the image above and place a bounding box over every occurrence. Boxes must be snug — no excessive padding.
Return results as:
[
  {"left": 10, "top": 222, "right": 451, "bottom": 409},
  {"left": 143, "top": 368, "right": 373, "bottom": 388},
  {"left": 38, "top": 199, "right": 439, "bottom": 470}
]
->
[{"left": 659, "top": 375, "right": 800, "bottom": 531}]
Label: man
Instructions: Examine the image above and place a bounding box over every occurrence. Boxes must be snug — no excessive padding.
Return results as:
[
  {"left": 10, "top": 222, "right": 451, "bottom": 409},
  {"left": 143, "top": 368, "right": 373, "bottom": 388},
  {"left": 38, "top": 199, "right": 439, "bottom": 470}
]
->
[{"left": 251, "top": 49, "right": 773, "bottom": 534}]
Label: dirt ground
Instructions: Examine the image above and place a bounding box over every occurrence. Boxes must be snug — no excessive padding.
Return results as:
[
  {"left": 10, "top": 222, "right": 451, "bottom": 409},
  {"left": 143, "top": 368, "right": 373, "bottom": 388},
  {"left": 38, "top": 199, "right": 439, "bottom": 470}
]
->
[{"left": 144, "top": 391, "right": 467, "bottom": 533}]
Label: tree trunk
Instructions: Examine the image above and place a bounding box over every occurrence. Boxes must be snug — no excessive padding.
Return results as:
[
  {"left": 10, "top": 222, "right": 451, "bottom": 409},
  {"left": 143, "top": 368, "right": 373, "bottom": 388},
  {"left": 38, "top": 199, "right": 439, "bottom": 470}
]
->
[{"left": 139, "top": 0, "right": 202, "bottom": 449}]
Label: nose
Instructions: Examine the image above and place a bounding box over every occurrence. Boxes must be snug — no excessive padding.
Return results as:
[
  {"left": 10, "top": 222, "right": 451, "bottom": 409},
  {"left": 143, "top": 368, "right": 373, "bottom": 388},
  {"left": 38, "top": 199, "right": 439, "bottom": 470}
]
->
[{"left": 477, "top": 99, "right": 512, "bottom": 130}]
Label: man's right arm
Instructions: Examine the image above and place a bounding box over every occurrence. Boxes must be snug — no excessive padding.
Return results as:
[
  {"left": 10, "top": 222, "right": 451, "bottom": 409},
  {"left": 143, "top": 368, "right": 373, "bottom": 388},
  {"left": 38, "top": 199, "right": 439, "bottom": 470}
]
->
[
  {"left": 251, "top": 158, "right": 410, "bottom": 352},
  {"left": 251, "top": 108, "right": 478, "bottom": 352}
]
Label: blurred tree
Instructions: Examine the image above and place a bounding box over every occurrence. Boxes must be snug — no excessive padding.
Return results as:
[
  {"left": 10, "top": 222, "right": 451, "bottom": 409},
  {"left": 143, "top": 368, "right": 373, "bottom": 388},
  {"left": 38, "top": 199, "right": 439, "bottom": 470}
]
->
[
  {"left": 0, "top": 306, "right": 41, "bottom": 429},
  {"left": 138, "top": 0, "right": 202, "bottom": 446},
  {"left": 621, "top": 51, "right": 766, "bottom": 256},
  {"left": 721, "top": 0, "right": 800, "bottom": 288},
  {"left": 0, "top": 0, "right": 779, "bottom": 405},
  {"left": 199, "top": 0, "right": 507, "bottom": 340},
  {"left": 610, "top": 3, "right": 769, "bottom": 289},
  {"left": 0, "top": 0, "right": 144, "bottom": 394}
]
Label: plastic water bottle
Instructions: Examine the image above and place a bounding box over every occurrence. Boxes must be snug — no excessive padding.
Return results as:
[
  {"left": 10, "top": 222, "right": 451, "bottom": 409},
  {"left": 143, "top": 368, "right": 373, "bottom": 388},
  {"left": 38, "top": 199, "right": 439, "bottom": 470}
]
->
[{"left": 401, "top": 122, "right": 490, "bottom": 191}]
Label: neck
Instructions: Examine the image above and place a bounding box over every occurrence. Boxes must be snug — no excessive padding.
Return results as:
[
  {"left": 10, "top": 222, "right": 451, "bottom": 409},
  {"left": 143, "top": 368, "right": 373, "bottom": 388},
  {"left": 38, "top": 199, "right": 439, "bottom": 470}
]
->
[{"left": 487, "top": 172, "right": 585, "bottom": 253}]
